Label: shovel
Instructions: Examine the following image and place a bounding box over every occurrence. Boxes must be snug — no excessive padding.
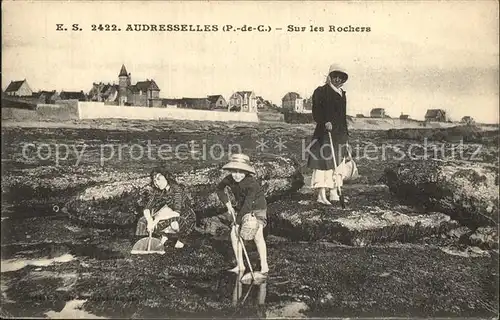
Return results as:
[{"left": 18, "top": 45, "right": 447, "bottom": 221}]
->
[{"left": 328, "top": 132, "right": 346, "bottom": 209}]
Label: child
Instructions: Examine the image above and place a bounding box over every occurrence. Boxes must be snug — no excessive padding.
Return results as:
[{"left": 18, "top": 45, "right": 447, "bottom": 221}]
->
[
  {"left": 135, "top": 167, "right": 196, "bottom": 249},
  {"left": 216, "top": 154, "right": 269, "bottom": 274}
]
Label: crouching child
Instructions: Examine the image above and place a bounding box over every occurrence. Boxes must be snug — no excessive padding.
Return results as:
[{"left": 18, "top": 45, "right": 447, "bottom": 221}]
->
[{"left": 135, "top": 167, "right": 196, "bottom": 249}]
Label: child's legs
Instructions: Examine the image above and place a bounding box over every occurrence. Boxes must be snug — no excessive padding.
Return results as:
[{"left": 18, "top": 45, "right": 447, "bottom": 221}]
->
[
  {"left": 155, "top": 206, "right": 180, "bottom": 220},
  {"left": 155, "top": 219, "right": 182, "bottom": 247},
  {"left": 170, "top": 208, "right": 196, "bottom": 246},
  {"left": 159, "top": 218, "right": 184, "bottom": 246},
  {"left": 166, "top": 221, "right": 185, "bottom": 248},
  {"left": 253, "top": 224, "right": 268, "bottom": 272},
  {"left": 230, "top": 225, "right": 244, "bottom": 268}
]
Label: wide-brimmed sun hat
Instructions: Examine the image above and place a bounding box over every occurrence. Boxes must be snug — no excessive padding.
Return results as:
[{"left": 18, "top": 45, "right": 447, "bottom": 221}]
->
[
  {"left": 328, "top": 64, "right": 348, "bottom": 82},
  {"left": 222, "top": 153, "right": 256, "bottom": 174}
]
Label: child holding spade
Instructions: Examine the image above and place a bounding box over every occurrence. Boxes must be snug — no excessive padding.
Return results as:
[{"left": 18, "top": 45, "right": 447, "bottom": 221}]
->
[{"left": 216, "top": 154, "right": 269, "bottom": 274}]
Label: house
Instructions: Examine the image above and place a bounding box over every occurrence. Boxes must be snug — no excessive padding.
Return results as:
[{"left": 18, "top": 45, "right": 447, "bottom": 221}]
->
[
  {"left": 179, "top": 97, "right": 210, "bottom": 110},
  {"left": 370, "top": 108, "right": 386, "bottom": 118},
  {"left": 425, "top": 109, "right": 447, "bottom": 122},
  {"left": 303, "top": 97, "right": 312, "bottom": 112},
  {"left": 282, "top": 92, "right": 305, "bottom": 113},
  {"left": 256, "top": 96, "right": 264, "bottom": 109},
  {"left": 89, "top": 82, "right": 119, "bottom": 103},
  {"left": 59, "top": 91, "right": 87, "bottom": 101},
  {"left": 32, "top": 90, "right": 59, "bottom": 104},
  {"left": 89, "top": 83, "right": 104, "bottom": 101},
  {"left": 229, "top": 91, "right": 257, "bottom": 112},
  {"left": 207, "top": 95, "right": 227, "bottom": 110},
  {"left": 102, "top": 85, "right": 119, "bottom": 104},
  {"left": 399, "top": 114, "right": 410, "bottom": 120},
  {"left": 257, "top": 96, "right": 272, "bottom": 110},
  {"left": 127, "top": 79, "right": 161, "bottom": 107},
  {"left": 161, "top": 98, "right": 182, "bottom": 108},
  {"left": 115, "top": 64, "right": 162, "bottom": 107},
  {"left": 5, "top": 79, "right": 32, "bottom": 97},
  {"left": 255, "top": 96, "right": 276, "bottom": 111},
  {"left": 461, "top": 116, "right": 475, "bottom": 125}
]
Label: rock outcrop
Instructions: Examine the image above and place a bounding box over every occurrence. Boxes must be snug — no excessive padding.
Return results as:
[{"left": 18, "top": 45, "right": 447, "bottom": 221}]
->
[
  {"left": 383, "top": 159, "right": 498, "bottom": 228},
  {"left": 268, "top": 200, "right": 458, "bottom": 246},
  {"left": 386, "top": 125, "right": 499, "bottom": 145},
  {"left": 196, "top": 214, "right": 232, "bottom": 238},
  {"left": 469, "top": 227, "right": 498, "bottom": 250},
  {"left": 64, "top": 155, "right": 304, "bottom": 227},
  {"left": 1, "top": 165, "right": 147, "bottom": 219},
  {"left": 261, "top": 184, "right": 459, "bottom": 245}
]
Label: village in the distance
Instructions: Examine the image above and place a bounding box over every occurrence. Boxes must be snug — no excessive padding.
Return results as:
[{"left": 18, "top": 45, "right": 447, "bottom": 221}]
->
[{"left": 3, "top": 64, "right": 476, "bottom": 125}]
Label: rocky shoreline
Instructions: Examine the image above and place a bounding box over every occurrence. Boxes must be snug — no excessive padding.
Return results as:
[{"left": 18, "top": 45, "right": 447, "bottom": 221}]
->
[
  {"left": 383, "top": 159, "right": 498, "bottom": 228},
  {"left": 1, "top": 221, "right": 498, "bottom": 318},
  {"left": 1, "top": 122, "right": 498, "bottom": 318}
]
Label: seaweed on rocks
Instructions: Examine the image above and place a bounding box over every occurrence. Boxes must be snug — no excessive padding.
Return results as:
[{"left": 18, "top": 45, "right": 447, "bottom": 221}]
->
[
  {"left": 387, "top": 125, "right": 499, "bottom": 145},
  {"left": 269, "top": 202, "right": 458, "bottom": 245},
  {"left": 1, "top": 165, "right": 149, "bottom": 219},
  {"left": 1, "top": 230, "right": 498, "bottom": 318},
  {"left": 469, "top": 227, "right": 499, "bottom": 250},
  {"left": 64, "top": 155, "right": 304, "bottom": 227},
  {"left": 264, "top": 183, "right": 462, "bottom": 245},
  {"left": 383, "top": 159, "right": 499, "bottom": 229}
]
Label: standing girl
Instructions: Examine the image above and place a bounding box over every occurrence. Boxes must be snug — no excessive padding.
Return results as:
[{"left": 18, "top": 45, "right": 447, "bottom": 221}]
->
[
  {"left": 307, "top": 64, "right": 350, "bottom": 205},
  {"left": 216, "top": 154, "right": 269, "bottom": 274}
]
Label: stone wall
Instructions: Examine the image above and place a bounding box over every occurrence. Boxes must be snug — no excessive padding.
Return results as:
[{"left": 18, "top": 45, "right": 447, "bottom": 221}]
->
[
  {"left": 3, "top": 102, "right": 260, "bottom": 123},
  {"left": 1, "top": 100, "right": 79, "bottom": 121},
  {"left": 77, "top": 102, "right": 259, "bottom": 122},
  {"left": 40, "top": 100, "right": 79, "bottom": 120}
]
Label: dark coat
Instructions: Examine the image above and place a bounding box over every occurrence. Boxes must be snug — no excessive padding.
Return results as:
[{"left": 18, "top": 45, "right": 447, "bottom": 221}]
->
[
  {"left": 216, "top": 174, "right": 267, "bottom": 224},
  {"left": 307, "top": 84, "right": 349, "bottom": 170}
]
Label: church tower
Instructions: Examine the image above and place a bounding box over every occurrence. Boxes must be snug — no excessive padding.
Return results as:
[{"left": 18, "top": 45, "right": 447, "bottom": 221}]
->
[{"left": 118, "top": 64, "right": 130, "bottom": 106}]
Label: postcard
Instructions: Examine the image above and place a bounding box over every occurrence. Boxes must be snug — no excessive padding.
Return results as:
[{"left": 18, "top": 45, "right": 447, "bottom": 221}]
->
[{"left": 2, "top": 1, "right": 498, "bottom": 319}]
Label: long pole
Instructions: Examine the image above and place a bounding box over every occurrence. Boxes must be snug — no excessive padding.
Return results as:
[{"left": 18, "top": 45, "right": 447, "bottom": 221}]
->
[
  {"left": 328, "top": 132, "right": 345, "bottom": 208},
  {"left": 229, "top": 210, "right": 255, "bottom": 281}
]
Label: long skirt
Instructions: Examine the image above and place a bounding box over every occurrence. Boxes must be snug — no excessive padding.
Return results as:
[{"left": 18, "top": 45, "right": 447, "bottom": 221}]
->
[
  {"left": 310, "top": 169, "right": 334, "bottom": 189},
  {"left": 307, "top": 132, "right": 348, "bottom": 189},
  {"left": 306, "top": 133, "right": 347, "bottom": 170}
]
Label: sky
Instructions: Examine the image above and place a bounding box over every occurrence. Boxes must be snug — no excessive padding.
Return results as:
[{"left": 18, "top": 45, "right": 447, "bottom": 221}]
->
[{"left": 2, "top": 1, "right": 499, "bottom": 123}]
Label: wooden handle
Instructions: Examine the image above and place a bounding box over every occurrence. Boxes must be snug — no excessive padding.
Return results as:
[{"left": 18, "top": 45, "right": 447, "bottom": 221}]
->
[
  {"left": 328, "top": 132, "right": 338, "bottom": 169},
  {"left": 147, "top": 231, "right": 152, "bottom": 251},
  {"left": 345, "top": 143, "right": 354, "bottom": 161}
]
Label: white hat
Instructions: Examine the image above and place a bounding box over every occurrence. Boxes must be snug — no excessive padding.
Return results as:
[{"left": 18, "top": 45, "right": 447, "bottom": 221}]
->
[
  {"left": 328, "top": 64, "right": 348, "bottom": 82},
  {"left": 222, "top": 153, "right": 256, "bottom": 174}
]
